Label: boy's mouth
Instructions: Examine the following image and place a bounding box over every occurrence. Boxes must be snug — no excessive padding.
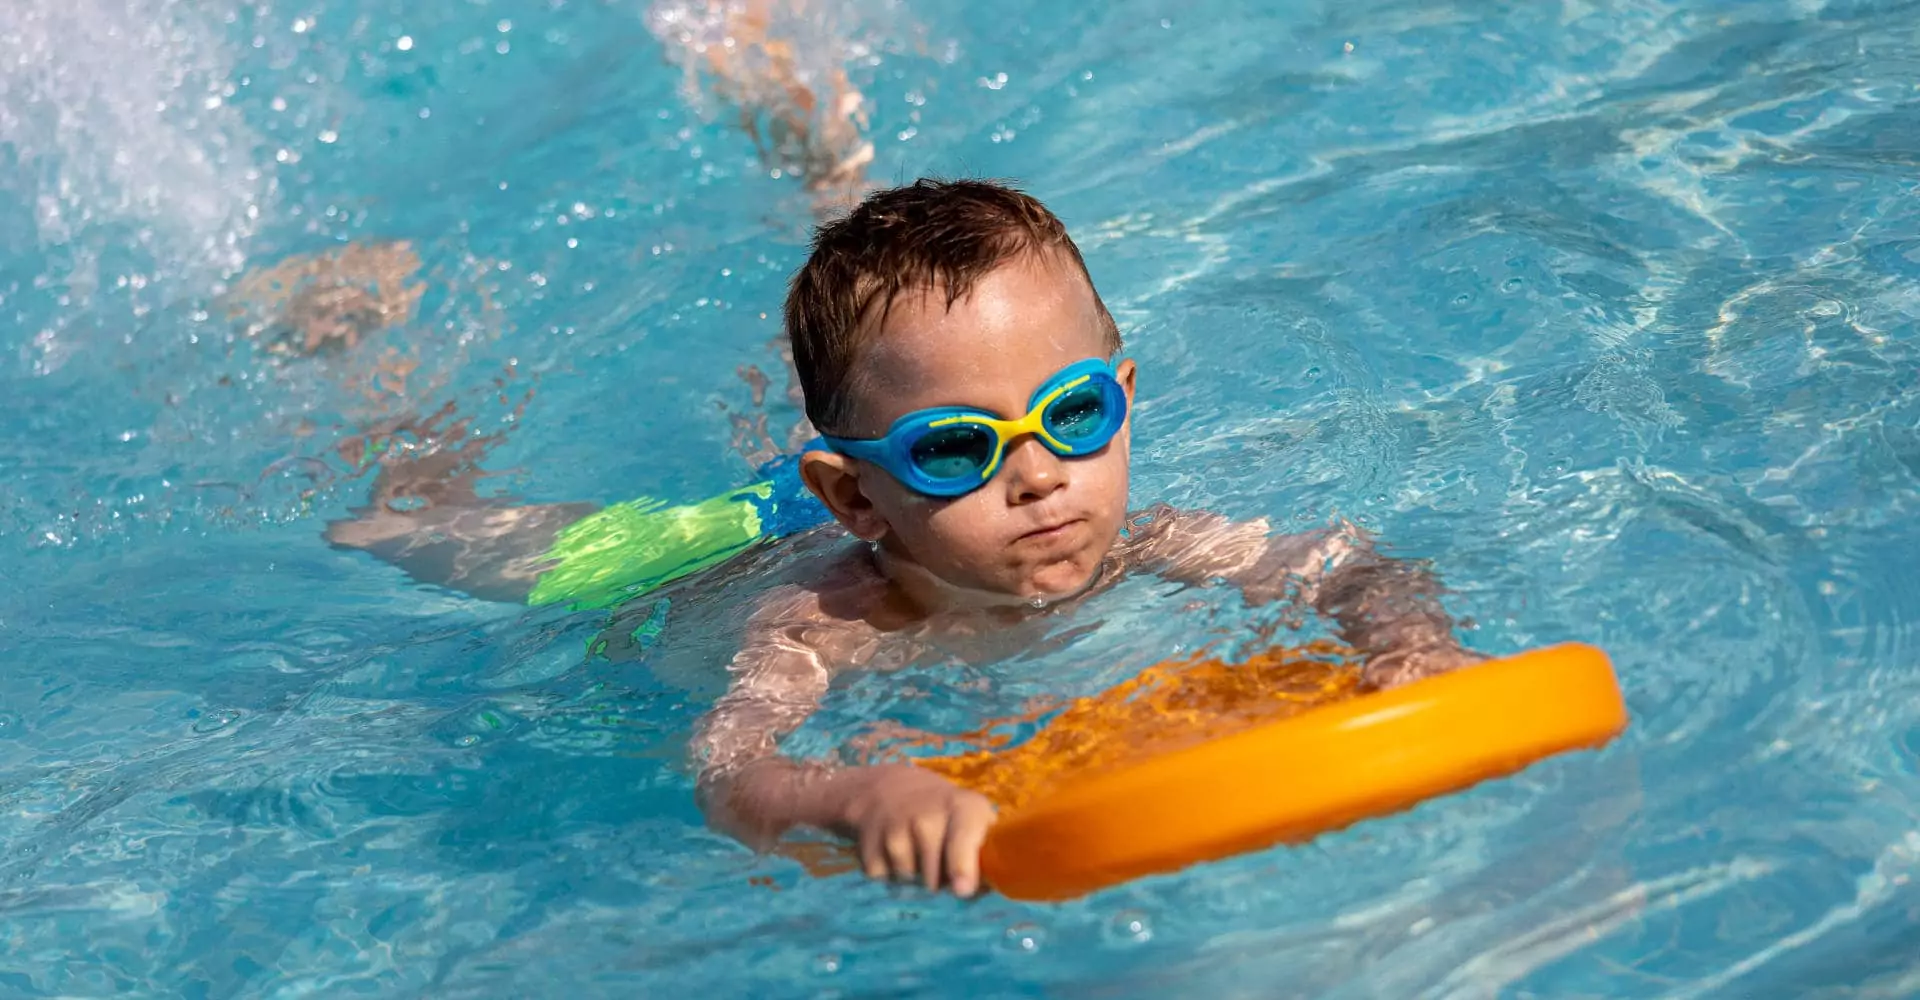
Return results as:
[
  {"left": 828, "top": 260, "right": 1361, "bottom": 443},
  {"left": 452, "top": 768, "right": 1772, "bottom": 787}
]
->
[{"left": 1015, "top": 517, "right": 1085, "bottom": 546}]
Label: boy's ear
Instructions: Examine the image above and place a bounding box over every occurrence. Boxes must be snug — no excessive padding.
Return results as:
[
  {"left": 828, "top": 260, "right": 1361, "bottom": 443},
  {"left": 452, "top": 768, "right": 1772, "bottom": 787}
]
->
[
  {"left": 800, "top": 449, "right": 891, "bottom": 542},
  {"left": 1115, "top": 357, "right": 1137, "bottom": 406}
]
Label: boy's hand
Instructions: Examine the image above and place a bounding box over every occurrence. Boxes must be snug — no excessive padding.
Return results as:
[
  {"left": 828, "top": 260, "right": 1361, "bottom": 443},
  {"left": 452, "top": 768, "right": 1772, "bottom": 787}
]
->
[
  {"left": 1362, "top": 640, "right": 1490, "bottom": 690},
  {"left": 834, "top": 765, "right": 997, "bottom": 896}
]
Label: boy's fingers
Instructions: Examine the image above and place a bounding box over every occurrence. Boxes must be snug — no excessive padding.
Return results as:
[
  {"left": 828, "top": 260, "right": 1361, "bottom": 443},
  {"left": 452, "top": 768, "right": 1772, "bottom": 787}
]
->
[
  {"left": 858, "top": 824, "right": 887, "bottom": 880},
  {"left": 883, "top": 826, "right": 916, "bottom": 880},
  {"left": 912, "top": 813, "right": 948, "bottom": 891},
  {"left": 945, "top": 799, "right": 996, "bottom": 897}
]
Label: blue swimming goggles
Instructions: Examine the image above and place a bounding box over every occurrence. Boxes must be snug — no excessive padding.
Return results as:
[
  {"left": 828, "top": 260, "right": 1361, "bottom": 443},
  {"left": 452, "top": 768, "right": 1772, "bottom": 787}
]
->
[{"left": 822, "top": 358, "right": 1129, "bottom": 498}]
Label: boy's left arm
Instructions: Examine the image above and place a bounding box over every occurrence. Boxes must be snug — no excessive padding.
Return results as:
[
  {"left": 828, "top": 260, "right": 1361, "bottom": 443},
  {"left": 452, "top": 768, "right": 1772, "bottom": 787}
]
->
[{"left": 1125, "top": 505, "right": 1486, "bottom": 687}]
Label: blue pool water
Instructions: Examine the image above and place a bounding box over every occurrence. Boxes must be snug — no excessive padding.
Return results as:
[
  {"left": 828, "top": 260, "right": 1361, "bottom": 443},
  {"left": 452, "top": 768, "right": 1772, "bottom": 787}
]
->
[{"left": 5, "top": 0, "right": 1920, "bottom": 994}]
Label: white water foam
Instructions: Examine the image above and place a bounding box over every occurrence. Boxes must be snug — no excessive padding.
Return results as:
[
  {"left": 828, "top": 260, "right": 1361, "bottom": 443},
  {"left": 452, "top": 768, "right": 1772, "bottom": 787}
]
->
[{"left": 0, "top": 0, "right": 268, "bottom": 280}]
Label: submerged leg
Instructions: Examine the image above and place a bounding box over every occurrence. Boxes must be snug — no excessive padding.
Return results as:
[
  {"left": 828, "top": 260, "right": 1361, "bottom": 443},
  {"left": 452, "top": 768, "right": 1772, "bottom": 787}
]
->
[{"left": 648, "top": 0, "right": 876, "bottom": 208}]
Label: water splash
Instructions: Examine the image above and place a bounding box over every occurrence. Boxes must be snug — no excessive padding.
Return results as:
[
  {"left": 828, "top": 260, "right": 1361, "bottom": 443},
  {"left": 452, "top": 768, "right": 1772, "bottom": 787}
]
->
[{"left": 0, "top": 0, "right": 268, "bottom": 280}]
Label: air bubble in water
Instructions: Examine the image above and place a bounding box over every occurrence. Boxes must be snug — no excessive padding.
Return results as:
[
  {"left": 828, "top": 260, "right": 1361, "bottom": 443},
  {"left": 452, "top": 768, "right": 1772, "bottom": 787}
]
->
[
  {"left": 1003, "top": 922, "right": 1045, "bottom": 953},
  {"left": 1105, "top": 909, "right": 1153, "bottom": 944}
]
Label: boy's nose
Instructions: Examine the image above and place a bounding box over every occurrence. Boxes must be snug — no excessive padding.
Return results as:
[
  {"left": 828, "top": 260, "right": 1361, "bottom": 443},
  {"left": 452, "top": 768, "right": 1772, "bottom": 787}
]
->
[{"left": 1001, "top": 436, "right": 1069, "bottom": 504}]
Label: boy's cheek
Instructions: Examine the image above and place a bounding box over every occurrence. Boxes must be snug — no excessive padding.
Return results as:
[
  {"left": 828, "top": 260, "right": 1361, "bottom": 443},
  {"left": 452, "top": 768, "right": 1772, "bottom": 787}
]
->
[
  {"left": 1086, "top": 452, "right": 1133, "bottom": 517},
  {"left": 884, "top": 496, "right": 1000, "bottom": 566}
]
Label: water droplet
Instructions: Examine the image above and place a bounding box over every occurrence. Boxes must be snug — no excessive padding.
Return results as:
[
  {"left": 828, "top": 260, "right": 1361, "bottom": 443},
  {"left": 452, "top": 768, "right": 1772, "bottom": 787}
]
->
[
  {"left": 396, "top": 35, "right": 413, "bottom": 51},
  {"left": 1303, "top": 365, "right": 1322, "bottom": 381},
  {"left": 1105, "top": 909, "right": 1153, "bottom": 944},
  {"left": 814, "top": 953, "right": 842, "bottom": 974},
  {"left": 1502, "top": 277, "right": 1524, "bottom": 293},
  {"left": 191, "top": 709, "right": 242, "bottom": 734},
  {"left": 455, "top": 734, "right": 480, "bottom": 747},
  {"left": 1451, "top": 293, "right": 1472, "bottom": 308},
  {"left": 1003, "top": 922, "right": 1046, "bottom": 953}
]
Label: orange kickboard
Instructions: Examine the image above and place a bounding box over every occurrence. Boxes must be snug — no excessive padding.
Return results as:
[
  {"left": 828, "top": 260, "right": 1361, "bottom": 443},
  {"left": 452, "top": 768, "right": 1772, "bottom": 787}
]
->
[{"left": 916, "top": 643, "right": 1628, "bottom": 901}]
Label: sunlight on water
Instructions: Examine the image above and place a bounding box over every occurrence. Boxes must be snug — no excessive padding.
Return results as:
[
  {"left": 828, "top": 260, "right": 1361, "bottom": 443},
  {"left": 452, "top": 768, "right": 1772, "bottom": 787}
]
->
[{"left": 3, "top": 0, "right": 1920, "bottom": 996}]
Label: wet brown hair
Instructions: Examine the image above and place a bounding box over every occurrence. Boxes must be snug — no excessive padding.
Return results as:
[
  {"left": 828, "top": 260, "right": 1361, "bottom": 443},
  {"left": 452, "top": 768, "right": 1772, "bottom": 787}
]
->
[{"left": 784, "top": 178, "right": 1121, "bottom": 434}]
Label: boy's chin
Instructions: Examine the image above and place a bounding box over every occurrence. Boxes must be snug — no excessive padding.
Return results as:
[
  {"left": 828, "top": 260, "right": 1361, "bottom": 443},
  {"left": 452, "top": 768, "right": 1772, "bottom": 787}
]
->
[
  {"left": 884, "top": 540, "right": 1102, "bottom": 606},
  {"left": 1009, "top": 557, "right": 1102, "bottom": 601}
]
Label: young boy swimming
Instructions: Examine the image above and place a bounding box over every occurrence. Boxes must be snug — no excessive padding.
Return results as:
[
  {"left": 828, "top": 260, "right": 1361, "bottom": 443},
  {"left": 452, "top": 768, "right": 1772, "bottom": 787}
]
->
[
  {"left": 686, "top": 179, "right": 1483, "bottom": 897},
  {"left": 326, "top": 179, "right": 1484, "bottom": 899}
]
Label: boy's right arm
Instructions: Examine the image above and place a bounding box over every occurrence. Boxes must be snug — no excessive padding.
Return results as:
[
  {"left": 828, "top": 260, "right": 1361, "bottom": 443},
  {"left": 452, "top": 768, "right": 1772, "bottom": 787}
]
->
[
  {"left": 694, "top": 587, "right": 996, "bottom": 896},
  {"left": 325, "top": 494, "right": 596, "bottom": 604},
  {"left": 322, "top": 415, "right": 597, "bottom": 604}
]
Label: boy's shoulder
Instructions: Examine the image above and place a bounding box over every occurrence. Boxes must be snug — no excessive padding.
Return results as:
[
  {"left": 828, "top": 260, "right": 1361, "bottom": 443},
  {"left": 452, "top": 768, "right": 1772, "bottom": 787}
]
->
[
  {"left": 744, "top": 541, "right": 902, "bottom": 633},
  {"left": 1120, "top": 502, "right": 1367, "bottom": 587}
]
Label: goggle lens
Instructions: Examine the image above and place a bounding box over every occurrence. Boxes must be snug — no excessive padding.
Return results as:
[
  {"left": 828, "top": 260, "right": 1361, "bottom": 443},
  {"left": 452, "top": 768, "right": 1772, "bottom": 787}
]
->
[
  {"left": 1044, "top": 381, "right": 1112, "bottom": 445},
  {"left": 908, "top": 423, "right": 997, "bottom": 480}
]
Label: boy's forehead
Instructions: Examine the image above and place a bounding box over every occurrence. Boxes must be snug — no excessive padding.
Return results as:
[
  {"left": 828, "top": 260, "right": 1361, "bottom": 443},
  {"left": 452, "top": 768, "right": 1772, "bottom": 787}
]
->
[
  {"left": 857, "top": 253, "right": 1102, "bottom": 379},
  {"left": 839, "top": 254, "right": 1105, "bottom": 427}
]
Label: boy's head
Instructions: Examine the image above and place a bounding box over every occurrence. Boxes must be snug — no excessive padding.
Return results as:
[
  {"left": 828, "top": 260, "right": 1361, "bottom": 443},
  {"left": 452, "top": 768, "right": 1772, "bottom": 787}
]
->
[{"left": 787, "top": 178, "right": 1135, "bottom": 601}]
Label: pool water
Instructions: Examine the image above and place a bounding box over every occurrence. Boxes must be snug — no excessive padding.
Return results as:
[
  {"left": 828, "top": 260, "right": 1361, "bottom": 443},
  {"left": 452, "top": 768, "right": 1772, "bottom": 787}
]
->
[{"left": 5, "top": 0, "right": 1920, "bottom": 994}]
